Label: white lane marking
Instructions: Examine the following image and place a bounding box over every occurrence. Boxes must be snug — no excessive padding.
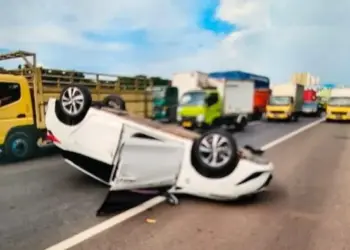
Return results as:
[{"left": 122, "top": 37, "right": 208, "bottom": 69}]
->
[
  {"left": 248, "top": 121, "right": 262, "bottom": 126},
  {"left": 45, "top": 117, "right": 325, "bottom": 250},
  {"left": 261, "top": 117, "right": 325, "bottom": 150}
]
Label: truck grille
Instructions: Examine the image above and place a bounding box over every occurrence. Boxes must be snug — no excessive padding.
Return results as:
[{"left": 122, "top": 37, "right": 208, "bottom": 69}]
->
[
  {"left": 332, "top": 112, "right": 347, "bottom": 115},
  {"left": 181, "top": 116, "right": 196, "bottom": 122},
  {"left": 270, "top": 111, "right": 285, "bottom": 114}
]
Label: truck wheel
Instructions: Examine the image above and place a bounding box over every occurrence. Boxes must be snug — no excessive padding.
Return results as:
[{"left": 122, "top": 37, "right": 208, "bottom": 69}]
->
[
  {"left": 5, "top": 132, "right": 35, "bottom": 161},
  {"left": 191, "top": 128, "right": 239, "bottom": 178},
  {"left": 102, "top": 95, "right": 127, "bottom": 111},
  {"left": 57, "top": 85, "right": 92, "bottom": 125},
  {"left": 293, "top": 114, "right": 299, "bottom": 122}
]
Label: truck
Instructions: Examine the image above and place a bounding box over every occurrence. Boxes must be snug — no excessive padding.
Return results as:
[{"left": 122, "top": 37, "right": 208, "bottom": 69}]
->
[
  {"left": 175, "top": 71, "right": 263, "bottom": 131},
  {"left": 0, "top": 50, "right": 153, "bottom": 161},
  {"left": 266, "top": 82, "right": 304, "bottom": 121},
  {"left": 150, "top": 78, "right": 178, "bottom": 123},
  {"left": 301, "top": 88, "right": 322, "bottom": 116},
  {"left": 326, "top": 87, "right": 350, "bottom": 121}
]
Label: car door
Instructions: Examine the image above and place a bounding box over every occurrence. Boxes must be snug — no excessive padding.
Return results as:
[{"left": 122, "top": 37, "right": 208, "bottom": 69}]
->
[
  {"left": 110, "top": 137, "right": 184, "bottom": 191},
  {"left": 67, "top": 110, "right": 124, "bottom": 165}
]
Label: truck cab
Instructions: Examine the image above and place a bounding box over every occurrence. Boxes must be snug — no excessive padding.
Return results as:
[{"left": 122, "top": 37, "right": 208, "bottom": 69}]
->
[
  {"left": 0, "top": 74, "right": 36, "bottom": 159},
  {"left": 266, "top": 83, "right": 304, "bottom": 121},
  {"left": 151, "top": 86, "right": 178, "bottom": 122},
  {"left": 326, "top": 88, "right": 350, "bottom": 121},
  {"left": 176, "top": 89, "right": 221, "bottom": 129}
]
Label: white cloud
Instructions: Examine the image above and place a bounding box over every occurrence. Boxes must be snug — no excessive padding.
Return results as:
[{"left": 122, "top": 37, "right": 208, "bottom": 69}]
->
[{"left": 1, "top": 0, "right": 350, "bottom": 84}]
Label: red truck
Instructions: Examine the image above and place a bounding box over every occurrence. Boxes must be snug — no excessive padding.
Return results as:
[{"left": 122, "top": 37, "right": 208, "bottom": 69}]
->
[
  {"left": 302, "top": 89, "right": 321, "bottom": 116},
  {"left": 303, "top": 89, "right": 317, "bottom": 102},
  {"left": 253, "top": 88, "right": 271, "bottom": 119}
]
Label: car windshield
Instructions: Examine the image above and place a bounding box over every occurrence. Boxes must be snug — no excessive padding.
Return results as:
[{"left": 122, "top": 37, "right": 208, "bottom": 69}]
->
[
  {"left": 152, "top": 87, "right": 166, "bottom": 99},
  {"left": 269, "top": 96, "right": 291, "bottom": 106},
  {"left": 179, "top": 91, "right": 206, "bottom": 106},
  {"left": 328, "top": 97, "right": 350, "bottom": 106}
]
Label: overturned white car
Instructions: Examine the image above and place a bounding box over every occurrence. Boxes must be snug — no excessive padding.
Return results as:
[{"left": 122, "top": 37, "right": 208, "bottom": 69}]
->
[{"left": 45, "top": 85, "right": 273, "bottom": 213}]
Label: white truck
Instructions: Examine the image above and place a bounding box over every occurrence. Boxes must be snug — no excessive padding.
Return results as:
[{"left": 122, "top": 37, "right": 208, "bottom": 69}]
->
[
  {"left": 266, "top": 83, "right": 304, "bottom": 121},
  {"left": 175, "top": 71, "right": 255, "bottom": 131}
]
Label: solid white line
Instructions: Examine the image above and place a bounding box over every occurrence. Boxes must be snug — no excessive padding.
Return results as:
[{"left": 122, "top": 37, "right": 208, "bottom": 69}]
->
[
  {"left": 44, "top": 117, "right": 325, "bottom": 250},
  {"left": 261, "top": 117, "right": 325, "bottom": 150},
  {"left": 45, "top": 196, "right": 166, "bottom": 250},
  {"left": 248, "top": 121, "right": 262, "bottom": 126}
]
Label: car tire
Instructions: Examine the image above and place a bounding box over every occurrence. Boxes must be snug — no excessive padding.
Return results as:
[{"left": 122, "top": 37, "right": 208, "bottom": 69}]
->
[
  {"left": 5, "top": 131, "right": 36, "bottom": 161},
  {"left": 191, "top": 128, "right": 239, "bottom": 178},
  {"left": 101, "top": 95, "right": 127, "bottom": 111},
  {"left": 56, "top": 85, "right": 92, "bottom": 126}
]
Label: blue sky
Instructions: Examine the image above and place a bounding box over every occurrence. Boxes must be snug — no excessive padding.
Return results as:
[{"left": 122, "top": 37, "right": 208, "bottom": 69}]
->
[{"left": 0, "top": 0, "right": 350, "bottom": 84}]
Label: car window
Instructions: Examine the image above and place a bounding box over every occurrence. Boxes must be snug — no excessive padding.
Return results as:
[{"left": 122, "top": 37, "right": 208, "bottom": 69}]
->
[{"left": 0, "top": 82, "right": 21, "bottom": 107}]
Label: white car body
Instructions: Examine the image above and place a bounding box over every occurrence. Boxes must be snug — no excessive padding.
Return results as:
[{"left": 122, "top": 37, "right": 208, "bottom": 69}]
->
[{"left": 45, "top": 97, "right": 273, "bottom": 201}]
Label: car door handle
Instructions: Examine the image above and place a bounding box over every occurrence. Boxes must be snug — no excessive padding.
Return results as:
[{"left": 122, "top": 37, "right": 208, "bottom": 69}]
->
[{"left": 17, "top": 114, "right": 26, "bottom": 118}]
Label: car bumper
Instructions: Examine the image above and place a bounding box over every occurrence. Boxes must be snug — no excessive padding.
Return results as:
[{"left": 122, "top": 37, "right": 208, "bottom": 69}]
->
[
  {"left": 266, "top": 112, "right": 289, "bottom": 119},
  {"left": 326, "top": 114, "right": 350, "bottom": 120}
]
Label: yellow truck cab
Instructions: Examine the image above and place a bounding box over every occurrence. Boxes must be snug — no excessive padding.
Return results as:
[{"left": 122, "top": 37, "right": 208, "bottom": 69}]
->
[
  {"left": 175, "top": 71, "right": 256, "bottom": 131},
  {"left": 266, "top": 83, "right": 304, "bottom": 122},
  {"left": 326, "top": 88, "right": 350, "bottom": 121},
  {"left": 0, "top": 50, "right": 153, "bottom": 161}
]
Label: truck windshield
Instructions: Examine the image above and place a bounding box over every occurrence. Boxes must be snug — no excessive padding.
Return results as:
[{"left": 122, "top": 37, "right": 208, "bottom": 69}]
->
[
  {"left": 328, "top": 97, "right": 350, "bottom": 106},
  {"left": 152, "top": 87, "right": 166, "bottom": 99},
  {"left": 179, "top": 91, "right": 206, "bottom": 106},
  {"left": 269, "top": 96, "right": 291, "bottom": 106}
]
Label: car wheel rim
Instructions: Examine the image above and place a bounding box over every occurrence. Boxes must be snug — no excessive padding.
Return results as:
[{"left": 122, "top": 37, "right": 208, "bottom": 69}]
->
[
  {"left": 61, "top": 87, "right": 85, "bottom": 115},
  {"left": 12, "top": 138, "right": 28, "bottom": 157},
  {"left": 198, "top": 133, "right": 232, "bottom": 168}
]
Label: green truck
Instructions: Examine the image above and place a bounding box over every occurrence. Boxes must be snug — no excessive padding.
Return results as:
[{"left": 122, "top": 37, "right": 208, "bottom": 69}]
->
[
  {"left": 174, "top": 71, "right": 262, "bottom": 131},
  {"left": 149, "top": 77, "right": 178, "bottom": 122}
]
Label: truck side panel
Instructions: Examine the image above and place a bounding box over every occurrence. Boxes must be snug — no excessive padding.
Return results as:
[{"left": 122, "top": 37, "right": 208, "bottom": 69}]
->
[
  {"left": 295, "top": 84, "right": 305, "bottom": 111},
  {"left": 223, "top": 80, "right": 254, "bottom": 114},
  {"left": 254, "top": 89, "right": 270, "bottom": 111},
  {"left": 330, "top": 88, "right": 350, "bottom": 97},
  {"left": 271, "top": 83, "right": 297, "bottom": 96}
]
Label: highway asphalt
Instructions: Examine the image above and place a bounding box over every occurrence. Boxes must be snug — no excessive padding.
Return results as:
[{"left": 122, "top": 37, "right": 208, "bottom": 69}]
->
[
  {"left": 72, "top": 121, "right": 350, "bottom": 250},
  {"left": 0, "top": 117, "right": 325, "bottom": 250}
]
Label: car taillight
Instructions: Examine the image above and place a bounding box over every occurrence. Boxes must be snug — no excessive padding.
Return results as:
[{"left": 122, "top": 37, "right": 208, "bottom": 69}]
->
[{"left": 46, "top": 131, "right": 60, "bottom": 143}]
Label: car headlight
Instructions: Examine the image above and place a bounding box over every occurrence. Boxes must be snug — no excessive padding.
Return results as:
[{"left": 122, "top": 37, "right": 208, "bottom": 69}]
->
[{"left": 196, "top": 114, "right": 204, "bottom": 122}]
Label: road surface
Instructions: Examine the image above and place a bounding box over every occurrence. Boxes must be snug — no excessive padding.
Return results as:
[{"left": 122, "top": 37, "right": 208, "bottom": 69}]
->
[
  {"left": 0, "top": 117, "right": 332, "bottom": 250},
  {"left": 72, "top": 121, "right": 350, "bottom": 250}
]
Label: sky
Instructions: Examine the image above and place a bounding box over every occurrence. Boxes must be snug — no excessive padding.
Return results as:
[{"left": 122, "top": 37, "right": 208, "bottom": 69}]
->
[{"left": 0, "top": 0, "right": 349, "bottom": 84}]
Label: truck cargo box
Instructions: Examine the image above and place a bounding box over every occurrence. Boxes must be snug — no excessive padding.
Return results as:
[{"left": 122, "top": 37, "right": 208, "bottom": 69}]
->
[
  {"left": 208, "top": 71, "right": 270, "bottom": 89},
  {"left": 303, "top": 89, "right": 317, "bottom": 102}
]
